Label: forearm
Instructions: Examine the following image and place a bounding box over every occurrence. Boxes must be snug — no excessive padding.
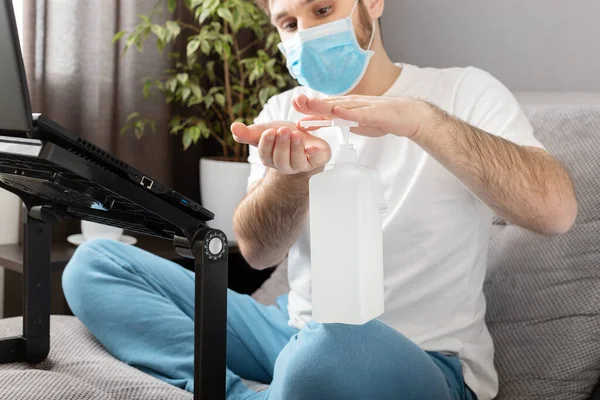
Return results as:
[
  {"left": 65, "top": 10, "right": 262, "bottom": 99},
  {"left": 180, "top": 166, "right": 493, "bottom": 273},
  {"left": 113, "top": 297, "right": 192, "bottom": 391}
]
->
[
  {"left": 233, "top": 169, "right": 315, "bottom": 269},
  {"left": 413, "top": 103, "right": 577, "bottom": 235}
]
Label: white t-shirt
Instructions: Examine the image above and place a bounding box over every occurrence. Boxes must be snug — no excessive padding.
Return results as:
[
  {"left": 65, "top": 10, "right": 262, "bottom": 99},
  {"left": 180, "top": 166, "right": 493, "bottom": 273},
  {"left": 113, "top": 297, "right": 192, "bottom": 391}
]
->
[{"left": 247, "top": 63, "right": 545, "bottom": 400}]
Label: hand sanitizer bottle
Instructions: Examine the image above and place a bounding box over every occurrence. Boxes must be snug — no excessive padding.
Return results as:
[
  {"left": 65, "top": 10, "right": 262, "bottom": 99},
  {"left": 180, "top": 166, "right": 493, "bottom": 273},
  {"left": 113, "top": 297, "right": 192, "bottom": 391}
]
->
[{"left": 300, "top": 119, "right": 386, "bottom": 325}]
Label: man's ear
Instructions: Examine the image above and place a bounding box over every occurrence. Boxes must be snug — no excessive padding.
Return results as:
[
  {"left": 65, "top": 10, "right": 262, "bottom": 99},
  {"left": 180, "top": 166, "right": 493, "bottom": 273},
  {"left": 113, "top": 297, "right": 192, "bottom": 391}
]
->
[{"left": 365, "top": 0, "right": 384, "bottom": 20}]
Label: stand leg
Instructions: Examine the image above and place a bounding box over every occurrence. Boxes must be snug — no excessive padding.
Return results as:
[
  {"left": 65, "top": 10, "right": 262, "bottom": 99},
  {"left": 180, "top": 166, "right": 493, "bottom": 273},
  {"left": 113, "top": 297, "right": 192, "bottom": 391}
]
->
[
  {"left": 0, "top": 209, "right": 51, "bottom": 364},
  {"left": 23, "top": 214, "right": 51, "bottom": 363},
  {"left": 192, "top": 228, "right": 228, "bottom": 400}
]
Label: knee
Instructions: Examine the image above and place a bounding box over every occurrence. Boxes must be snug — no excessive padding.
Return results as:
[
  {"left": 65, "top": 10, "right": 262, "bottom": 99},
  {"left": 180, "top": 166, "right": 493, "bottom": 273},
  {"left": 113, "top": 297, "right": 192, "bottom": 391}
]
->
[
  {"left": 272, "top": 323, "right": 370, "bottom": 399},
  {"left": 273, "top": 321, "right": 441, "bottom": 400},
  {"left": 62, "top": 238, "right": 121, "bottom": 309}
]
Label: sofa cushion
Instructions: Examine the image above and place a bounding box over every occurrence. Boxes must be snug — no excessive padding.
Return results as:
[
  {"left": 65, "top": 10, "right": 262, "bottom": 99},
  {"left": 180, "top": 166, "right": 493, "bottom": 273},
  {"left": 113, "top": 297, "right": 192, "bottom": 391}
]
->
[
  {"left": 485, "top": 106, "right": 600, "bottom": 399},
  {"left": 0, "top": 316, "right": 192, "bottom": 400}
]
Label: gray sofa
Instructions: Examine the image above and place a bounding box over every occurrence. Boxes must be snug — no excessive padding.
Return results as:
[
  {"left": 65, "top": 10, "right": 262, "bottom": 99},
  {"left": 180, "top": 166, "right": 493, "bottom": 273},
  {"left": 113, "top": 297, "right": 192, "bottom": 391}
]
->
[{"left": 0, "top": 100, "right": 599, "bottom": 399}]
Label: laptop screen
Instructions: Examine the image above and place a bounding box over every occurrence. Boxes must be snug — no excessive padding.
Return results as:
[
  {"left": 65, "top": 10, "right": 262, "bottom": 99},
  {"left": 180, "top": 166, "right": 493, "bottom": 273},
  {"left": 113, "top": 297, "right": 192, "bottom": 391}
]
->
[{"left": 0, "top": 0, "right": 33, "bottom": 137}]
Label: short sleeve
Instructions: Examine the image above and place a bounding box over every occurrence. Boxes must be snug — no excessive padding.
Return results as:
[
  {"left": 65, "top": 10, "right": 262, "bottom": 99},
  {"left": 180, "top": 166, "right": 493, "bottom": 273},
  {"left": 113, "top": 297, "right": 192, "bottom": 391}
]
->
[
  {"left": 246, "top": 98, "right": 277, "bottom": 191},
  {"left": 454, "top": 67, "right": 546, "bottom": 150}
]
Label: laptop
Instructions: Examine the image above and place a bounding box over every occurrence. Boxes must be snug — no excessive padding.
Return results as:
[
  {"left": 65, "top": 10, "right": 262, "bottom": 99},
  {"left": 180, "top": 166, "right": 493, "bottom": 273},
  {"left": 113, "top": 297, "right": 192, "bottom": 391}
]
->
[{"left": 0, "top": 0, "right": 214, "bottom": 222}]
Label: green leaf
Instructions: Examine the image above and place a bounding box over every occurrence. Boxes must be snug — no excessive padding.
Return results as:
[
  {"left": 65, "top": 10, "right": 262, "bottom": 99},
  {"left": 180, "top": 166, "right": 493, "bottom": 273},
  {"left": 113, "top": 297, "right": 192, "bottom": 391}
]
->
[
  {"left": 169, "top": 121, "right": 184, "bottom": 134},
  {"left": 200, "top": 40, "right": 211, "bottom": 55},
  {"left": 112, "top": 31, "right": 127, "bottom": 44},
  {"left": 206, "top": 0, "right": 219, "bottom": 12},
  {"left": 182, "top": 129, "right": 193, "bottom": 150},
  {"left": 249, "top": 69, "right": 260, "bottom": 85},
  {"left": 232, "top": 9, "right": 242, "bottom": 30},
  {"left": 165, "top": 77, "right": 178, "bottom": 93},
  {"left": 190, "top": 83, "right": 203, "bottom": 100},
  {"left": 151, "top": 24, "right": 165, "bottom": 41},
  {"left": 187, "top": 38, "right": 200, "bottom": 56},
  {"left": 204, "top": 95, "right": 214, "bottom": 110},
  {"left": 266, "top": 32, "right": 279, "bottom": 49},
  {"left": 206, "top": 61, "right": 216, "bottom": 81},
  {"left": 222, "top": 42, "right": 231, "bottom": 58},
  {"left": 258, "top": 87, "right": 270, "bottom": 106},
  {"left": 181, "top": 87, "right": 192, "bottom": 101},
  {"left": 168, "top": 0, "right": 177, "bottom": 13},
  {"left": 188, "top": 96, "right": 203, "bottom": 107},
  {"left": 176, "top": 73, "right": 189, "bottom": 85},
  {"left": 275, "top": 75, "right": 286, "bottom": 88},
  {"left": 182, "top": 125, "right": 202, "bottom": 149},
  {"left": 125, "top": 34, "right": 137, "bottom": 51},
  {"left": 127, "top": 112, "right": 140, "bottom": 121},
  {"left": 199, "top": 121, "right": 211, "bottom": 139},
  {"left": 143, "top": 80, "right": 152, "bottom": 98},
  {"left": 217, "top": 8, "right": 234, "bottom": 25},
  {"left": 214, "top": 41, "right": 223, "bottom": 55},
  {"left": 199, "top": 9, "right": 211, "bottom": 24},
  {"left": 134, "top": 120, "right": 145, "bottom": 139},
  {"left": 166, "top": 20, "right": 181, "bottom": 39},
  {"left": 208, "top": 86, "right": 222, "bottom": 96},
  {"left": 215, "top": 93, "right": 226, "bottom": 107},
  {"left": 232, "top": 103, "right": 242, "bottom": 115}
]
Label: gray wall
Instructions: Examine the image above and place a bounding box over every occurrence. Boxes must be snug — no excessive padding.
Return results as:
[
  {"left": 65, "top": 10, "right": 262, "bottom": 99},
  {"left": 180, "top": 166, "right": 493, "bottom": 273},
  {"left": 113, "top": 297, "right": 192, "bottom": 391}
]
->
[{"left": 381, "top": 0, "right": 600, "bottom": 92}]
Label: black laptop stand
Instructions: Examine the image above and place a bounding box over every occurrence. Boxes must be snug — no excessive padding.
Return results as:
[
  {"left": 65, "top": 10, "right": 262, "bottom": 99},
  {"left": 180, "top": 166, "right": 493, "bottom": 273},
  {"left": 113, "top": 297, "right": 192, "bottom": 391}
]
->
[{"left": 0, "top": 143, "right": 228, "bottom": 399}]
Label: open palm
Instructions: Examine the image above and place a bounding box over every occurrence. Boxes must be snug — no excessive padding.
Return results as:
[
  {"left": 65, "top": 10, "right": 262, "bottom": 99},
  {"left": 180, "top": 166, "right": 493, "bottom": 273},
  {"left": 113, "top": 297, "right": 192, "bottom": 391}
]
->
[{"left": 231, "top": 121, "right": 331, "bottom": 174}]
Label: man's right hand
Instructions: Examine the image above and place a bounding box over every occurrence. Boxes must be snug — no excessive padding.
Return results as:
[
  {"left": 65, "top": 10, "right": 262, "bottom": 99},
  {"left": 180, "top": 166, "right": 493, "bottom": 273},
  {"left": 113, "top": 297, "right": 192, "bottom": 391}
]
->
[{"left": 231, "top": 121, "right": 331, "bottom": 175}]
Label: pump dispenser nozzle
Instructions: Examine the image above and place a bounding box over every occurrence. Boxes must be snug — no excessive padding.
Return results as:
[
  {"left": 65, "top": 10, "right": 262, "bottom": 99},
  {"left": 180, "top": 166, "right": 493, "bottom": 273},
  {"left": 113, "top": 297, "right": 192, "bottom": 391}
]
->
[{"left": 299, "top": 119, "right": 359, "bottom": 164}]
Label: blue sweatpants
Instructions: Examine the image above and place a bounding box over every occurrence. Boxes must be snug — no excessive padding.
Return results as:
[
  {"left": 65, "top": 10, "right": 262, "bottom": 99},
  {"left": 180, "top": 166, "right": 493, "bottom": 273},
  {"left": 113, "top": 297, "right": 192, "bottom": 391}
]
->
[{"left": 62, "top": 239, "right": 476, "bottom": 400}]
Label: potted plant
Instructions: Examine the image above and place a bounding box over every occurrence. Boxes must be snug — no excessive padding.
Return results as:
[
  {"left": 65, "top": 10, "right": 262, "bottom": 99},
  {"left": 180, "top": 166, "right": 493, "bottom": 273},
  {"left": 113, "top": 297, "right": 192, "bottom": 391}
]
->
[{"left": 113, "top": 0, "right": 294, "bottom": 243}]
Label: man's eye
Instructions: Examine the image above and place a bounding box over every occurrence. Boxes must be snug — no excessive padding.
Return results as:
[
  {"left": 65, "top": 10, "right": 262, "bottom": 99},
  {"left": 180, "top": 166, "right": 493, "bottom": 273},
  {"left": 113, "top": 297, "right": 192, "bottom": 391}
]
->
[
  {"left": 316, "top": 6, "right": 332, "bottom": 16},
  {"left": 283, "top": 21, "right": 298, "bottom": 31}
]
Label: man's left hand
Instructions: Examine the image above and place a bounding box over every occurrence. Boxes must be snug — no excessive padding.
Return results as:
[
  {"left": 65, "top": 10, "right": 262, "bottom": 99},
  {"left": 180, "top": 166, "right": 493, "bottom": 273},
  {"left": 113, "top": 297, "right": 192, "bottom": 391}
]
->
[{"left": 293, "top": 93, "right": 428, "bottom": 138}]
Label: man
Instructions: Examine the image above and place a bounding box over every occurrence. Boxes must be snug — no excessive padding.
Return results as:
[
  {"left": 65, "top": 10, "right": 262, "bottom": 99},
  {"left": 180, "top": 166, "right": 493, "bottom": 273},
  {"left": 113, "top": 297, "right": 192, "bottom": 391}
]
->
[{"left": 62, "top": 0, "right": 578, "bottom": 399}]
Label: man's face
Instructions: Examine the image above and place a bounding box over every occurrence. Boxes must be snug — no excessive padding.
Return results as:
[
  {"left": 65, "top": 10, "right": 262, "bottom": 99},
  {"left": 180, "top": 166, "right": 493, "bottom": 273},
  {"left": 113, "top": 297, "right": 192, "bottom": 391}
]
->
[{"left": 269, "top": 0, "right": 373, "bottom": 48}]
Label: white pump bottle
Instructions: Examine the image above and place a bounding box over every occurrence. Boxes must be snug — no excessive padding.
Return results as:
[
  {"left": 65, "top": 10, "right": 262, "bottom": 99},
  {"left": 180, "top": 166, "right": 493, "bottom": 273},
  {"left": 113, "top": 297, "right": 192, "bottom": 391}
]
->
[{"left": 300, "top": 119, "right": 386, "bottom": 325}]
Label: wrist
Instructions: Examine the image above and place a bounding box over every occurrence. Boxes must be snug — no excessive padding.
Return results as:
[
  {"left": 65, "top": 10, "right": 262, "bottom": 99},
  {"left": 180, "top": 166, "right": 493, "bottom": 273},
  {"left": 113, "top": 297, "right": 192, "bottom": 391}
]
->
[{"left": 405, "top": 99, "right": 438, "bottom": 143}]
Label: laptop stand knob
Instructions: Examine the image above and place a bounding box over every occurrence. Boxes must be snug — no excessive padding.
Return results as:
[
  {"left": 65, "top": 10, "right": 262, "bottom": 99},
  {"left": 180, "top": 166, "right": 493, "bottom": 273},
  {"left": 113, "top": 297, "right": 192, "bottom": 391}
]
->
[{"left": 208, "top": 237, "right": 223, "bottom": 255}]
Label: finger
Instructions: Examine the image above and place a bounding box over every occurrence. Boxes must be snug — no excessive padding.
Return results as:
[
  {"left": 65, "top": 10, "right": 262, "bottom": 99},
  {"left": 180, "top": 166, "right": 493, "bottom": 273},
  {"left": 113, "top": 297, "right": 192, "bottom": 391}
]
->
[
  {"left": 292, "top": 93, "right": 311, "bottom": 114},
  {"left": 231, "top": 122, "right": 259, "bottom": 146},
  {"left": 273, "top": 127, "right": 292, "bottom": 173},
  {"left": 318, "top": 98, "right": 370, "bottom": 110},
  {"left": 290, "top": 131, "right": 309, "bottom": 171},
  {"left": 306, "top": 146, "right": 330, "bottom": 170},
  {"left": 297, "top": 116, "right": 331, "bottom": 132},
  {"left": 231, "top": 121, "right": 297, "bottom": 147},
  {"left": 332, "top": 106, "right": 382, "bottom": 136},
  {"left": 258, "top": 129, "right": 277, "bottom": 167},
  {"left": 332, "top": 106, "right": 374, "bottom": 125},
  {"left": 305, "top": 98, "right": 336, "bottom": 117}
]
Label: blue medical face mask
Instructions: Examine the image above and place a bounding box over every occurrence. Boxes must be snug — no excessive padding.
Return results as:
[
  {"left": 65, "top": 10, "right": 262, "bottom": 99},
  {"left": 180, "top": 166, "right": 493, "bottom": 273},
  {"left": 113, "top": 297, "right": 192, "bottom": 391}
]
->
[{"left": 278, "top": 1, "right": 376, "bottom": 96}]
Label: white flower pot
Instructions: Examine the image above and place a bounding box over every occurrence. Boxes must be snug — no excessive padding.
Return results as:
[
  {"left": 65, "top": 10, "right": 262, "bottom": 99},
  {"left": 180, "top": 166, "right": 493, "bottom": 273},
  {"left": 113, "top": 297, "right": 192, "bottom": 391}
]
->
[{"left": 200, "top": 158, "right": 251, "bottom": 244}]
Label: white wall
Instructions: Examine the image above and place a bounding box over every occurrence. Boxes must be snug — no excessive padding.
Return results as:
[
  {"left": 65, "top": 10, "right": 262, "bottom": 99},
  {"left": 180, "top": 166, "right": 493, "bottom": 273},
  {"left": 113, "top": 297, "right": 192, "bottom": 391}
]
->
[{"left": 381, "top": 0, "right": 600, "bottom": 92}]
